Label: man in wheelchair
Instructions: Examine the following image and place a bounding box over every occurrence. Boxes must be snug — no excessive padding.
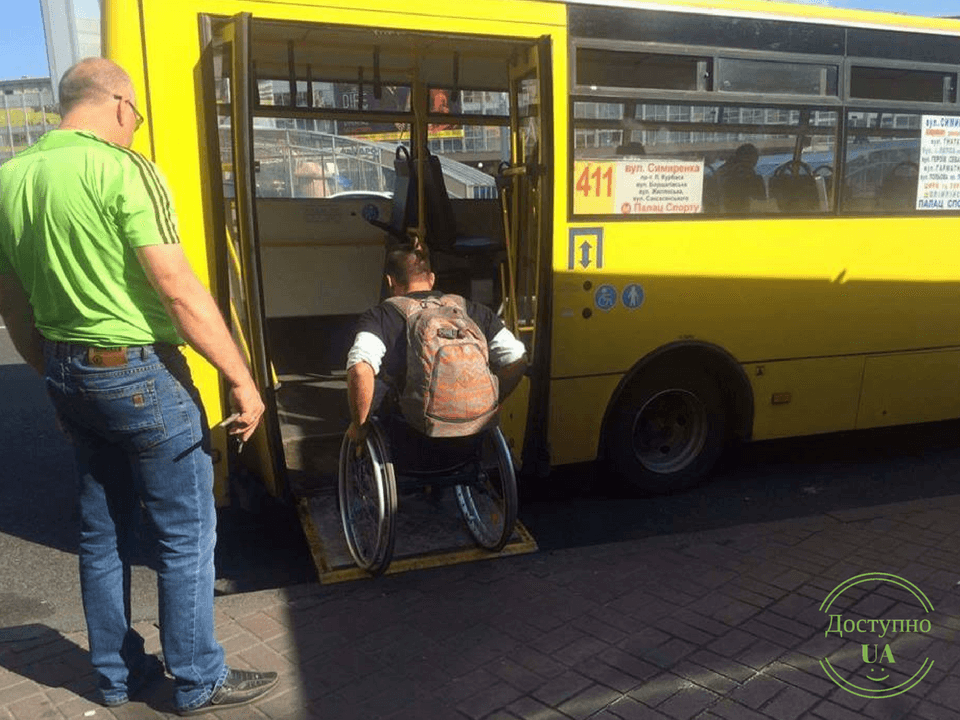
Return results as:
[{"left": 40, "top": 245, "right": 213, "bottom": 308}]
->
[
  {"left": 344, "top": 243, "right": 527, "bottom": 466},
  {"left": 339, "top": 244, "right": 527, "bottom": 573}
]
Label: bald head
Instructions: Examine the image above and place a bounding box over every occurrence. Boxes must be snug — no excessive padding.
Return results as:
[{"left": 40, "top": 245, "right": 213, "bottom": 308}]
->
[
  {"left": 59, "top": 58, "right": 133, "bottom": 116},
  {"left": 58, "top": 58, "right": 141, "bottom": 147}
]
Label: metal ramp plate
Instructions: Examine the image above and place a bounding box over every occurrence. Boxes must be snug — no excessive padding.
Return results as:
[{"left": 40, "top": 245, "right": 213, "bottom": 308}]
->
[{"left": 297, "top": 488, "right": 537, "bottom": 584}]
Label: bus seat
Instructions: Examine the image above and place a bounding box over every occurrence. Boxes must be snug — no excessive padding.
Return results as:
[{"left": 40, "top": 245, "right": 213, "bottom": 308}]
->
[
  {"left": 769, "top": 161, "right": 820, "bottom": 213},
  {"left": 372, "top": 146, "right": 501, "bottom": 255}
]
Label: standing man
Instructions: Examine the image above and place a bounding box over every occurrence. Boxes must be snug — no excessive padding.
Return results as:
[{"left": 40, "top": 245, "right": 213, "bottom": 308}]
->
[{"left": 0, "top": 59, "right": 278, "bottom": 715}]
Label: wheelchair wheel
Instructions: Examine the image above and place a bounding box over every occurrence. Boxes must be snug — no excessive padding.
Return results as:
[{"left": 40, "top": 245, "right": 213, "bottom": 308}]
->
[
  {"left": 338, "top": 421, "right": 397, "bottom": 576},
  {"left": 455, "top": 427, "right": 518, "bottom": 552}
]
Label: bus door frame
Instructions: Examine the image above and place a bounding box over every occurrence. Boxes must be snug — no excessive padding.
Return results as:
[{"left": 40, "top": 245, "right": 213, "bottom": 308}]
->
[
  {"left": 201, "top": 12, "right": 288, "bottom": 500},
  {"left": 502, "top": 36, "right": 554, "bottom": 478}
]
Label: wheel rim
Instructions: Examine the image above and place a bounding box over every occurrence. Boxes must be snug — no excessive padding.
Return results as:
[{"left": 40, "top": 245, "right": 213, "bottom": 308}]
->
[
  {"left": 456, "top": 471, "right": 504, "bottom": 548},
  {"left": 456, "top": 430, "right": 515, "bottom": 550},
  {"left": 631, "top": 388, "right": 708, "bottom": 474},
  {"left": 344, "top": 448, "right": 386, "bottom": 566}
]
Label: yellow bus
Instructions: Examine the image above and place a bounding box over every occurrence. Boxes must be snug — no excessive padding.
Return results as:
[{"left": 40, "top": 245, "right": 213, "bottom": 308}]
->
[{"left": 103, "top": 0, "right": 960, "bottom": 512}]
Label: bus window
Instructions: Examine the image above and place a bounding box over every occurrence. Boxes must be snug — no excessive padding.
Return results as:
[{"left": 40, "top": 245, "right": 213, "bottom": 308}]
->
[
  {"left": 576, "top": 48, "right": 710, "bottom": 92},
  {"left": 842, "top": 112, "right": 923, "bottom": 213},
  {"left": 850, "top": 66, "right": 957, "bottom": 105},
  {"left": 246, "top": 79, "right": 408, "bottom": 199},
  {"left": 573, "top": 102, "right": 838, "bottom": 215},
  {"left": 716, "top": 58, "right": 839, "bottom": 97}
]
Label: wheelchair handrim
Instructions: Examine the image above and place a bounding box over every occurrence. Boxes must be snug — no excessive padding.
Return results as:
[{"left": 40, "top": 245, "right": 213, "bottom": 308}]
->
[{"left": 338, "top": 429, "right": 396, "bottom": 573}]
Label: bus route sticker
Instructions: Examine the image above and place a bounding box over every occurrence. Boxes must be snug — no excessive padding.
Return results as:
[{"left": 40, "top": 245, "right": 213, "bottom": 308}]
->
[
  {"left": 917, "top": 115, "right": 960, "bottom": 210},
  {"left": 573, "top": 159, "right": 704, "bottom": 215},
  {"left": 594, "top": 284, "right": 617, "bottom": 311},
  {"left": 820, "top": 572, "right": 936, "bottom": 699},
  {"left": 622, "top": 284, "right": 644, "bottom": 310}
]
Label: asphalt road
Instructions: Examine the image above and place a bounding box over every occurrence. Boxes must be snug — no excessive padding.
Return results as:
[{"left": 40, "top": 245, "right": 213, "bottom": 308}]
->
[{"left": 4, "top": 327, "right": 960, "bottom": 635}]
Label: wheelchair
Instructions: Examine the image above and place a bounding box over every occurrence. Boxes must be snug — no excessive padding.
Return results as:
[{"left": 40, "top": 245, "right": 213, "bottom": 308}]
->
[{"left": 337, "top": 415, "right": 518, "bottom": 576}]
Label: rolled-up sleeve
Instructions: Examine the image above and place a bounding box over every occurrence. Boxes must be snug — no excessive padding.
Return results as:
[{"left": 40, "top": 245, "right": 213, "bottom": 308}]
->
[
  {"left": 346, "top": 331, "right": 387, "bottom": 374},
  {"left": 488, "top": 327, "right": 526, "bottom": 370}
]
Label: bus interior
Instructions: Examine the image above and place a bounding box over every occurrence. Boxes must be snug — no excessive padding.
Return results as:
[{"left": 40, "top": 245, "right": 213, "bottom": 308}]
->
[{"left": 204, "top": 15, "right": 548, "bottom": 499}]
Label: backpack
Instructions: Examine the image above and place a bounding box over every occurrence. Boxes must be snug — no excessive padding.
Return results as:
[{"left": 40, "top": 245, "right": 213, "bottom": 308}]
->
[{"left": 385, "top": 294, "right": 499, "bottom": 437}]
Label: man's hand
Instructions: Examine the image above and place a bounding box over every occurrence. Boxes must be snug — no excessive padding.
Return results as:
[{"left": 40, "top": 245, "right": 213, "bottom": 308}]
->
[
  {"left": 346, "top": 420, "right": 368, "bottom": 445},
  {"left": 227, "top": 380, "right": 265, "bottom": 442}
]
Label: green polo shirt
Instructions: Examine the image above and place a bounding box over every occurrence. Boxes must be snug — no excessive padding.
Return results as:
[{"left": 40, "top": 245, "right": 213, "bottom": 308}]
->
[{"left": 0, "top": 129, "right": 182, "bottom": 346}]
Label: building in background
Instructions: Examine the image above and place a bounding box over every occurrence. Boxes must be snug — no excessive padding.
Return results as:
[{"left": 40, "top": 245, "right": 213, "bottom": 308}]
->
[
  {"left": 39, "top": 0, "right": 102, "bottom": 100},
  {"left": 0, "top": 78, "right": 58, "bottom": 164},
  {"left": 0, "top": 1, "right": 99, "bottom": 165}
]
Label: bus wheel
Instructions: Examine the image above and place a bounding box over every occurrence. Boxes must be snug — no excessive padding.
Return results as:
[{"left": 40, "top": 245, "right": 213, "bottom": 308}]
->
[{"left": 607, "top": 366, "right": 726, "bottom": 494}]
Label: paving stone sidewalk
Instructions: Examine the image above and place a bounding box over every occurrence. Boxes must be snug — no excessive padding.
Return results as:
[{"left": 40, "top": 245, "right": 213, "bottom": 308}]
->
[{"left": 3, "top": 495, "right": 960, "bottom": 720}]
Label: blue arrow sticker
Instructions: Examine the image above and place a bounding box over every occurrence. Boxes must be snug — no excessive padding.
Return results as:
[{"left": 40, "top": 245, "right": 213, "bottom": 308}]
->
[
  {"left": 595, "top": 284, "right": 617, "bottom": 311},
  {"left": 568, "top": 228, "right": 604, "bottom": 270},
  {"left": 622, "top": 284, "right": 644, "bottom": 310}
]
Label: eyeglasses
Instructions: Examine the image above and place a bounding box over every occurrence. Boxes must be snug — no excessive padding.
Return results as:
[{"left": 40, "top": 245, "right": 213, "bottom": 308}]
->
[{"left": 113, "top": 95, "right": 144, "bottom": 131}]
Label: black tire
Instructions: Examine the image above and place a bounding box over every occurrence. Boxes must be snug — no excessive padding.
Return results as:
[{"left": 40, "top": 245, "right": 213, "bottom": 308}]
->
[
  {"left": 606, "top": 365, "right": 727, "bottom": 494},
  {"left": 338, "top": 421, "right": 397, "bottom": 576},
  {"left": 455, "top": 427, "right": 518, "bottom": 551}
]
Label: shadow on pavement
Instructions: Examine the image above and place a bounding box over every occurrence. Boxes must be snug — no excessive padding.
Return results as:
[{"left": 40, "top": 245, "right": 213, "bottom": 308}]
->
[
  {"left": 0, "top": 625, "right": 98, "bottom": 702},
  {"left": 520, "top": 418, "right": 960, "bottom": 552},
  {"left": 0, "top": 624, "right": 183, "bottom": 717}
]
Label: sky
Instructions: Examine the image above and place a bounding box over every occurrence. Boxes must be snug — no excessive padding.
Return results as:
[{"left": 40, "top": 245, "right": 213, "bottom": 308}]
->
[{"left": 0, "top": 0, "right": 954, "bottom": 82}]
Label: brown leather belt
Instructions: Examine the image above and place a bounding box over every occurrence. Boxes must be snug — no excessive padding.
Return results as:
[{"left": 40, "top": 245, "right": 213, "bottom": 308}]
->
[{"left": 87, "top": 347, "right": 129, "bottom": 367}]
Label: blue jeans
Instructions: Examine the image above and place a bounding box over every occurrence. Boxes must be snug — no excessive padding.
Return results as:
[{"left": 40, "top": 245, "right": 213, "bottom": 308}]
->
[{"left": 43, "top": 342, "right": 228, "bottom": 710}]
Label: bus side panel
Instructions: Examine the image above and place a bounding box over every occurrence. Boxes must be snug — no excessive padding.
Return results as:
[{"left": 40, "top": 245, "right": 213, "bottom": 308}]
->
[
  {"left": 746, "top": 357, "right": 863, "bottom": 441},
  {"left": 547, "top": 375, "right": 620, "bottom": 466},
  {"left": 857, "top": 350, "right": 960, "bottom": 429},
  {"left": 500, "top": 377, "right": 531, "bottom": 462},
  {"left": 551, "top": 216, "right": 960, "bottom": 450},
  {"left": 554, "top": 217, "right": 960, "bottom": 379}
]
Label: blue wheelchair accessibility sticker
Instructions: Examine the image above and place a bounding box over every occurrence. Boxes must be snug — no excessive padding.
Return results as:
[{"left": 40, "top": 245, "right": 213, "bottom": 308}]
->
[
  {"left": 595, "top": 284, "right": 617, "bottom": 311},
  {"left": 622, "top": 284, "right": 644, "bottom": 310}
]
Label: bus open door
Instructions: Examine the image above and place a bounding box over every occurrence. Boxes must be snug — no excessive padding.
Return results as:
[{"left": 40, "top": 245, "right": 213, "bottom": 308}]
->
[
  {"left": 192, "top": 9, "right": 559, "bottom": 580},
  {"left": 201, "top": 13, "right": 287, "bottom": 507}
]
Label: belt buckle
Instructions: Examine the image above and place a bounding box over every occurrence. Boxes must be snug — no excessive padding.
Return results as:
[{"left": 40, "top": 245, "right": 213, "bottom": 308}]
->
[{"left": 88, "top": 347, "right": 128, "bottom": 367}]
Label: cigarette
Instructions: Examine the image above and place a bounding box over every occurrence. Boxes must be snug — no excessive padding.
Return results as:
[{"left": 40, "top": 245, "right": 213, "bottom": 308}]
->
[{"left": 218, "top": 413, "right": 241, "bottom": 427}]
